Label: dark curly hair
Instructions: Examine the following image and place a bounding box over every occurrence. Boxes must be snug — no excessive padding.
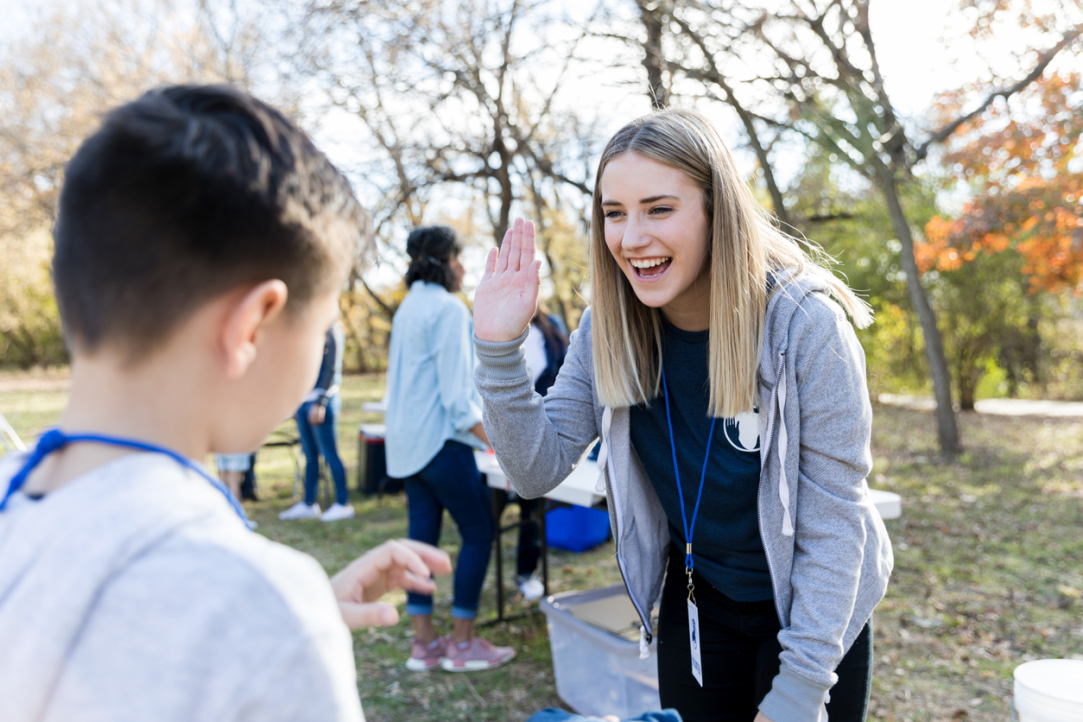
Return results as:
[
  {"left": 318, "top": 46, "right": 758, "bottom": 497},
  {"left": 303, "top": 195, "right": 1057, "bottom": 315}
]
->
[{"left": 404, "top": 226, "right": 463, "bottom": 291}]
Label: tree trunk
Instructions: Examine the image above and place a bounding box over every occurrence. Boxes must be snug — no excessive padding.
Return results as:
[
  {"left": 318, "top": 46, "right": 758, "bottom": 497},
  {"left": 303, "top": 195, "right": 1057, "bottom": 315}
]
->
[
  {"left": 877, "top": 170, "right": 961, "bottom": 454},
  {"left": 955, "top": 350, "right": 979, "bottom": 412},
  {"left": 636, "top": 0, "right": 668, "bottom": 109}
]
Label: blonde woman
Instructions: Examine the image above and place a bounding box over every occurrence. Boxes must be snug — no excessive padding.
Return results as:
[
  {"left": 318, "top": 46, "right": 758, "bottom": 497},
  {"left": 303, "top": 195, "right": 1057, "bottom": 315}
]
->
[{"left": 471, "top": 110, "right": 892, "bottom": 722}]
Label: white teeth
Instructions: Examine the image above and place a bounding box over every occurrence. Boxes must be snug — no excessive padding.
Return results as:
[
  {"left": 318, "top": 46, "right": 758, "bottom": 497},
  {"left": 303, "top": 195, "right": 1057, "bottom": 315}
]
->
[{"left": 629, "top": 257, "right": 670, "bottom": 269}]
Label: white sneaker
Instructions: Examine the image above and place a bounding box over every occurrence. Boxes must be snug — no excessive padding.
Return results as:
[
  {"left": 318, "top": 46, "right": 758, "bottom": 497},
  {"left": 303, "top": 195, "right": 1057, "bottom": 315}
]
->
[
  {"left": 320, "top": 503, "right": 355, "bottom": 522},
  {"left": 517, "top": 575, "right": 545, "bottom": 601},
  {"left": 278, "top": 501, "right": 321, "bottom": 520}
]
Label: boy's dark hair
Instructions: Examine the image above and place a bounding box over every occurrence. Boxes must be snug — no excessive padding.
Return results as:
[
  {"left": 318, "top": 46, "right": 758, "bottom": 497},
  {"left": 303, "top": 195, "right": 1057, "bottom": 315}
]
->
[
  {"left": 53, "top": 84, "right": 372, "bottom": 357},
  {"left": 404, "top": 226, "right": 462, "bottom": 291}
]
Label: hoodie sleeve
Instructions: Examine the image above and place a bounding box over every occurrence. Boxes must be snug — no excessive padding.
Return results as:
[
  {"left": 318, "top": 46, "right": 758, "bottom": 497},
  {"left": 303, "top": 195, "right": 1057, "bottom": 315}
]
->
[
  {"left": 758, "top": 293, "right": 882, "bottom": 722},
  {"left": 473, "top": 307, "right": 599, "bottom": 499}
]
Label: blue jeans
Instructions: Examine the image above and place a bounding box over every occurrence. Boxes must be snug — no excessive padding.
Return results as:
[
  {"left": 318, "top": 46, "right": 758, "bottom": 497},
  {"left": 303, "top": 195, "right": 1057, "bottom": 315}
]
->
[
  {"left": 403, "top": 440, "right": 493, "bottom": 620},
  {"left": 295, "top": 395, "right": 348, "bottom": 506}
]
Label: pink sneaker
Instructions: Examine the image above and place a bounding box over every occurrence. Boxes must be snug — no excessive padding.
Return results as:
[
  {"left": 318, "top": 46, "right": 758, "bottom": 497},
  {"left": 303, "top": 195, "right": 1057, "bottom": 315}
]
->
[
  {"left": 405, "top": 636, "right": 447, "bottom": 671},
  {"left": 440, "top": 636, "right": 516, "bottom": 672}
]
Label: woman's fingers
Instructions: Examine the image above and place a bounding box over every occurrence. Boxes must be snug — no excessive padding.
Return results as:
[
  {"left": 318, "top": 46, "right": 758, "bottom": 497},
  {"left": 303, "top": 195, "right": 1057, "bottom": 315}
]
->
[
  {"left": 518, "top": 220, "right": 535, "bottom": 270},
  {"left": 490, "top": 218, "right": 534, "bottom": 278},
  {"left": 505, "top": 218, "right": 524, "bottom": 273},
  {"left": 482, "top": 246, "right": 497, "bottom": 282},
  {"left": 495, "top": 225, "right": 514, "bottom": 274}
]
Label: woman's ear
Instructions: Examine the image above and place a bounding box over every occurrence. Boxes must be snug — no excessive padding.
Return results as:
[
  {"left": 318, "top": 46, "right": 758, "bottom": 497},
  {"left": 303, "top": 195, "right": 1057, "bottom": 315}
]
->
[{"left": 221, "top": 280, "right": 289, "bottom": 380}]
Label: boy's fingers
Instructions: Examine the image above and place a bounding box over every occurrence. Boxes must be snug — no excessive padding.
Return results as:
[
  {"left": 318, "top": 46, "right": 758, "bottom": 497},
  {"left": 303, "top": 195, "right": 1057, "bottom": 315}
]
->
[
  {"left": 338, "top": 601, "right": 399, "bottom": 630},
  {"left": 397, "top": 571, "right": 438, "bottom": 595},
  {"left": 393, "top": 539, "right": 452, "bottom": 576},
  {"left": 495, "top": 226, "right": 514, "bottom": 274},
  {"left": 518, "top": 220, "right": 535, "bottom": 270},
  {"left": 374, "top": 539, "right": 439, "bottom": 582}
]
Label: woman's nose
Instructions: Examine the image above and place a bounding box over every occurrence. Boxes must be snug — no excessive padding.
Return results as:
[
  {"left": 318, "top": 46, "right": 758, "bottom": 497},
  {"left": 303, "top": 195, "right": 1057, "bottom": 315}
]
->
[{"left": 621, "top": 216, "right": 651, "bottom": 251}]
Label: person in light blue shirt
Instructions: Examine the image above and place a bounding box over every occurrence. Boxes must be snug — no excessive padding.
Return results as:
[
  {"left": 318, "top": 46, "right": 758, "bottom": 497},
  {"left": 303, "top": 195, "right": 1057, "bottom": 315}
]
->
[{"left": 384, "top": 226, "right": 515, "bottom": 673}]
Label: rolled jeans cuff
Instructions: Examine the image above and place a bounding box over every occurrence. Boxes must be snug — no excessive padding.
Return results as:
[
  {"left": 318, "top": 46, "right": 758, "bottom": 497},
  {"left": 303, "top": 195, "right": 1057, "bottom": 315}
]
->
[
  {"left": 451, "top": 605, "right": 478, "bottom": 620},
  {"left": 406, "top": 602, "right": 433, "bottom": 617}
]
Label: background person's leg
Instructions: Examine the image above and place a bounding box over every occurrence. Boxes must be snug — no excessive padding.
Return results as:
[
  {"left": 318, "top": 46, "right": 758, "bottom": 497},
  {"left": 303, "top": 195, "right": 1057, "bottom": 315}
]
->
[
  {"left": 420, "top": 442, "right": 493, "bottom": 628},
  {"left": 516, "top": 496, "right": 541, "bottom": 579},
  {"left": 404, "top": 473, "right": 444, "bottom": 641},
  {"left": 313, "top": 395, "right": 349, "bottom": 506},
  {"left": 215, "top": 453, "right": 251, "bottom": 499},
  {"left": 295, "top": 402, "right": 321, "bottom": 505}
]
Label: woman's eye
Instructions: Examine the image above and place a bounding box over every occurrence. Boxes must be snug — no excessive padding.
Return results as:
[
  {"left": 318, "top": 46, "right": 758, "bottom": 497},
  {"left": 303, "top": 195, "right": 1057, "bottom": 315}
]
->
[
  {"left": 650, "top": 206, "right": 673, "bottom": 215},
  {"left": 604, "top": 210, "right": 624, "bottom": 220}
]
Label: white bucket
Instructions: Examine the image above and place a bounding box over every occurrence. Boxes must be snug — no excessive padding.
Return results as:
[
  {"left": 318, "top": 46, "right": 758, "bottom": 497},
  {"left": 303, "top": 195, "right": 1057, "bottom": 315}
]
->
[{"left": 1013, "top": 659, "right": 1083, "bottom": 722}]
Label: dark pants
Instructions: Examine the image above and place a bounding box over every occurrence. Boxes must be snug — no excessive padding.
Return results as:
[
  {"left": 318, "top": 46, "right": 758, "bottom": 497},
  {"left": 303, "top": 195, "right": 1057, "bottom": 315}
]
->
[
  {"left": 404, "top": 440, "right": 494, "bottom": 619},
  {"left": 527, "top": 710, "right": 683, "bottom": 722},
  {"left": 493, "top": 490, "right": 541, "bottom": 578},
  {"left": 658, "top": 545, "right": 872, "bottom": 722},
  {"left": 296, "top": 395, "right": 348, "bottom": 506}
]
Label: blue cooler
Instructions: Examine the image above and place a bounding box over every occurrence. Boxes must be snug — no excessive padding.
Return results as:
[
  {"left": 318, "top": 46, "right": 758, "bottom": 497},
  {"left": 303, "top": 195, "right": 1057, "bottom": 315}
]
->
[{"left": 545, "top": 506, "right": 611, "bottom": 552}]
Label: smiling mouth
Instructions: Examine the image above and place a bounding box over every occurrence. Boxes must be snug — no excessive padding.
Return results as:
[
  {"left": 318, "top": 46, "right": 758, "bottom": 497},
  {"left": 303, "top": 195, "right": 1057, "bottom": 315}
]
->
[{"left": 629, "top": 257, "right": 672, "bottom": 279}]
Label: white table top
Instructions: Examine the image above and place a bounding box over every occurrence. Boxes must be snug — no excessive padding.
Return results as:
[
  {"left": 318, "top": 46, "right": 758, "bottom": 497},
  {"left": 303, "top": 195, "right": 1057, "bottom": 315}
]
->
[
  {"left": 475, "top": 451, "right": 605, "bottom": 507},
  {"left": 476, "top": 451, "right": 902, "bottom": 520}
]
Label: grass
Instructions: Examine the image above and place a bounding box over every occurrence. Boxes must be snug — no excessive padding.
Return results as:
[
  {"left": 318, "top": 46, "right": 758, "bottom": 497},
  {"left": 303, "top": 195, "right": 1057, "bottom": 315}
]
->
[{"left": 2, "top": 369, "right": 1081, "bottom": 721}]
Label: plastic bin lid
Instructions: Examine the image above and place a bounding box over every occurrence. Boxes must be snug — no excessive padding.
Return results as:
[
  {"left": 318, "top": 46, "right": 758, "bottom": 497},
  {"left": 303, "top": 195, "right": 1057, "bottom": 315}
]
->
[
  {"left": 1014, "top": 660, "right": 1083, "bottom": 704},
  {"left": 548, "top": 585, "right": 658, "bottom": 643},
  {"left": 566, "top": 594, "right": 644, "bottom": 642}
]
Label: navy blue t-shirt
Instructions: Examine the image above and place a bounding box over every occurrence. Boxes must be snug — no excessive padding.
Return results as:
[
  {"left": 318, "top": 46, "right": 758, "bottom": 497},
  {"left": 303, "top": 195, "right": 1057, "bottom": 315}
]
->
[{"left": 628, "top": 320, "right": 773, "bottom": 602}]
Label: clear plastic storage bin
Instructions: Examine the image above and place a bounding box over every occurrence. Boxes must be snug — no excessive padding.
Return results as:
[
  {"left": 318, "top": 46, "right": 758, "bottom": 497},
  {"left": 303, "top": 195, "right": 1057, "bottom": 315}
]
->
[{"left": 540, "top": 585, "right": 661, "bottom": 718}]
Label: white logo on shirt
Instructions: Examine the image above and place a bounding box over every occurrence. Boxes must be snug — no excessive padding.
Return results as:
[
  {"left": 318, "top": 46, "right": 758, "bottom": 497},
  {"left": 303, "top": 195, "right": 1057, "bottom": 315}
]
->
[{"left": 723, "top": 407, "right": 760, "bottom": 453}]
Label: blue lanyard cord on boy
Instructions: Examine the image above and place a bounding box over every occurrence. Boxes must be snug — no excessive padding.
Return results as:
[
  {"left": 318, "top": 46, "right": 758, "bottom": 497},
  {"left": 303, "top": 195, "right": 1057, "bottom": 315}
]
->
[
  {"left": 0, "top": 427, "right": 251, "bottom": 527},
  {"left": 661, "top": 365, "right": 717, "bottom": 605}
]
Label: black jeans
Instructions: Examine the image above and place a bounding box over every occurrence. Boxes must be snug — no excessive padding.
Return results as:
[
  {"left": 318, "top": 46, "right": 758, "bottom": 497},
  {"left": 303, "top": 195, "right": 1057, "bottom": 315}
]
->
[
  {"left": 658, "top": 545, "right": 872, "bottom": 722},
  {"left": 492, "top": 490, "right": 541, "bottom": 578}
]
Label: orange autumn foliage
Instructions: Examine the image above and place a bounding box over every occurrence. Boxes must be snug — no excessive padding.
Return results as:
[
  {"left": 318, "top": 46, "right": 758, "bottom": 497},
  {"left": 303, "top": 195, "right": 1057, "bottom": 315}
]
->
[{"left": 921, "top": 72, "right": 1083, "bottom": 293}]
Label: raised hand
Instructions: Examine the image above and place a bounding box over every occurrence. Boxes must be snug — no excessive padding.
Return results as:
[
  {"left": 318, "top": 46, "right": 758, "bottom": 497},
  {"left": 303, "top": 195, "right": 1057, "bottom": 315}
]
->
[{"left": 473, "top": 218, "right": 542, "bottom": 343}]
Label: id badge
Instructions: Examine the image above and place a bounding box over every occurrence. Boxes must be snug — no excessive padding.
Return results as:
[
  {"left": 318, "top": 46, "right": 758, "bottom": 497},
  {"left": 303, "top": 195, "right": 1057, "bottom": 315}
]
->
[{"left": 687, "top": 598, "right": 703, "bottom": 687}]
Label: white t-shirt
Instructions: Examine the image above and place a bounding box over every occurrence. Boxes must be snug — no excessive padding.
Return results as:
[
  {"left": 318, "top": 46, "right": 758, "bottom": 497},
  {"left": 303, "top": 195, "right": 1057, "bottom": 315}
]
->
[
  {"left": 524, "top": 322, "right": 547, "bottom": 387},
  {"left": 0, "top": 452, "right": 364, "bottom": 722}
]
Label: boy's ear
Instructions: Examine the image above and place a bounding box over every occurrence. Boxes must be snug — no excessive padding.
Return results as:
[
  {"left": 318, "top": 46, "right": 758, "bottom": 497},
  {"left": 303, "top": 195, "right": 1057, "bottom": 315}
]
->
[{"left": 221, "top": 280, "right": 289, "bottom": 380}]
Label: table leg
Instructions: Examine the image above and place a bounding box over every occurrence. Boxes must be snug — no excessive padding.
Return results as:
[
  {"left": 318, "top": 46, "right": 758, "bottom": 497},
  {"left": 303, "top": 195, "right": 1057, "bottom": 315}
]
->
[
  {"left": 490, "top": 485, "right": 505, "bottom": 623},
  {"left": 540, "top": 499, "right": 549, "bottom": 597}
]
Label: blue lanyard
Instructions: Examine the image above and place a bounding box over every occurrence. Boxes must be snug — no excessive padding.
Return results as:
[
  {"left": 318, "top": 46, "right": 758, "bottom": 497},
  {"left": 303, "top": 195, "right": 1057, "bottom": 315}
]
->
[
  {"left": 662, "top": 366, "right": 717, "bottom": 598},
  {"left": 0, "top": 427, "right": 250, "bottom": 527}
]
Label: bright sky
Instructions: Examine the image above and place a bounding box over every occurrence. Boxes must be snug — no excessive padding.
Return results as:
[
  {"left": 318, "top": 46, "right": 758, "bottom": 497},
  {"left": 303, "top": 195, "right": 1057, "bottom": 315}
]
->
[
  {"left": 3, "top": 0, "right": 1063, "bottom": 288},
  {"left": 300, "top": 0, "right": 1052, "bottom": 288}
]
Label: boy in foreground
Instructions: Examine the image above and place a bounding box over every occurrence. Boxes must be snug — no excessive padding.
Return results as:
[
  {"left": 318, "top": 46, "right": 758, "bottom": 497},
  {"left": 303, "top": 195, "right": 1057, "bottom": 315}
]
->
[{"left": 0, "top": 85, "right": 450, "bottom": 722}]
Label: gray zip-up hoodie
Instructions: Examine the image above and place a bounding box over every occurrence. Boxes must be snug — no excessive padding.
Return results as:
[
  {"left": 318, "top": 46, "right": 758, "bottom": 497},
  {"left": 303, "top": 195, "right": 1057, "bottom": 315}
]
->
[{"left": 474, "top": 274, "right": 893, "bottom": 722}]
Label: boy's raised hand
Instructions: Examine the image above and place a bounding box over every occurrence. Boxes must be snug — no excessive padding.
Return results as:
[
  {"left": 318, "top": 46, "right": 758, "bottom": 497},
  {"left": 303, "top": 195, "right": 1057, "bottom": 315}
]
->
[
  {"left": 330, "top": 539, "right": 452, "bottom": 629},
  {"left": 473, "top": 218, "right": 541, "bottom": 343}
]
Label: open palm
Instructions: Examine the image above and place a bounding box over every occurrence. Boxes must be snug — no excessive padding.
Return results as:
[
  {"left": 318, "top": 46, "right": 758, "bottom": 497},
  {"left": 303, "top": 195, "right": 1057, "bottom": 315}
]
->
[{"left": 474, "top": 218, "right": 542, "bottom": 343}]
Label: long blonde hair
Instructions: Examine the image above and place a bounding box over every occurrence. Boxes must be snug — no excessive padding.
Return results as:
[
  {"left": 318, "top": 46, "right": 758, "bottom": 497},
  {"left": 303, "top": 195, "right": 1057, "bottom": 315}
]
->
[{"left": 590, "top": 108, "right": 872, "bottom": 417}]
